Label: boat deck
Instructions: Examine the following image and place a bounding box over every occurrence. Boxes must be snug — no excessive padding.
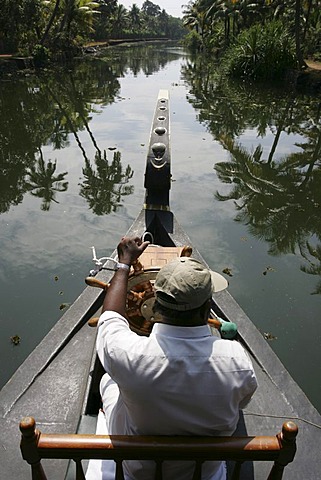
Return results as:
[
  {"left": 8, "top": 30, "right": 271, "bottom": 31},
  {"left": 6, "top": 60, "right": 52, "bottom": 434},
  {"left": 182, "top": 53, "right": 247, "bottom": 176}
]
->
[{"left": 1, "top": 211, "right": 320, "bottom": 479}]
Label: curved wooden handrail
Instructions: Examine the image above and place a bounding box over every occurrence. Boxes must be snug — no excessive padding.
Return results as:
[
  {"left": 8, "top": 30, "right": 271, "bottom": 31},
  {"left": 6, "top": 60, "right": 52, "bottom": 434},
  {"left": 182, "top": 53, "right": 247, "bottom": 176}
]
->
[{"left": 20, "top": 417, "right": 298, "bottom": 480}]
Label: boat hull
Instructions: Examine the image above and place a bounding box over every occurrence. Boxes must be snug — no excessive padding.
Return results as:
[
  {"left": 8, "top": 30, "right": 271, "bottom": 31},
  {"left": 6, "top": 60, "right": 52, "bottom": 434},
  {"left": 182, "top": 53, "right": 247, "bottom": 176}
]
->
[{"left": 1, "top": 89, "right": 321, "bottom": 479}]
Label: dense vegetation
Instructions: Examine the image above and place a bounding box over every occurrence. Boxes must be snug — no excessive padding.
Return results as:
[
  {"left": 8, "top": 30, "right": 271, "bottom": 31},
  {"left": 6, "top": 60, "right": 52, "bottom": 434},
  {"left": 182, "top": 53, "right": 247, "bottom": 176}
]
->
[
  {"left": 182, "top": 0, "right": 321, "bottom": 79},
  {"left": 0, "top": 0, "right": 184, "bottom": 59},
  {"left": 1, "top": 0, "right": 321, "bottom": 80}
]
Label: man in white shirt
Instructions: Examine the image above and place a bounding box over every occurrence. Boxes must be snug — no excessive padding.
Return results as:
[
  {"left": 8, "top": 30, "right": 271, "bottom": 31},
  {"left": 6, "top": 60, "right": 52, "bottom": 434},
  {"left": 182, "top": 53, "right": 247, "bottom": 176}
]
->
[{"left": 94, "top": 236, "right": 257, "bottom": 480}]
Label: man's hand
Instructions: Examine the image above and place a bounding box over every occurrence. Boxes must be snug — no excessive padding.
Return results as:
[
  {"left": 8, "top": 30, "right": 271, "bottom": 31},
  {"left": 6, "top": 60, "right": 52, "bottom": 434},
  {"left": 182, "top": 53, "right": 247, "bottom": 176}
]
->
[
  {"left": 117, "top": 236, "right": 149, "bottom": 266},
  {"left": 101, "top": 236, "right": 149, "bottom": 316}
]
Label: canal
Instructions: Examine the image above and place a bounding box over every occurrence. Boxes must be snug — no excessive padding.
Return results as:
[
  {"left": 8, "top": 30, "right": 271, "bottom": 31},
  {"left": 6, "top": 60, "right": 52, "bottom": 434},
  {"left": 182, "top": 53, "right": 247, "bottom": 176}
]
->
[{"left": 0, "top": 43, "right": 320, "bottom": 413}]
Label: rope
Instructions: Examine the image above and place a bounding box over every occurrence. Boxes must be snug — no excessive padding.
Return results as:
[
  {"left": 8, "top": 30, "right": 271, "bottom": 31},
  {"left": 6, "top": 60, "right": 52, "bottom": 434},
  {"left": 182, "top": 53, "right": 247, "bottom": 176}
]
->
[{"left": 243, "top": 411, "right": 321, "bottom": 429}]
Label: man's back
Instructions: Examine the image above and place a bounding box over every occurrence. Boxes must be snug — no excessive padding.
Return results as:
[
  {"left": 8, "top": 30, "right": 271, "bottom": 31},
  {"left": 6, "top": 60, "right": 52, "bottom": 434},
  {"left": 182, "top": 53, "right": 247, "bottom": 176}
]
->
[
  {"left": 98, "top": 312, "right": 256, "bottom": 431},
  {"left": 96, "top": 242, "right": 257, "bottom": 480}
]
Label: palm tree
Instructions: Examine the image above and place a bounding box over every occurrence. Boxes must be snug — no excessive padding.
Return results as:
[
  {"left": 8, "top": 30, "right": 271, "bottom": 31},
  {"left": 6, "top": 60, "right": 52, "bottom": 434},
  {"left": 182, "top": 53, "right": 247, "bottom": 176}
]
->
[
  {"left": 40, "top": 0, "right": 62, "bottom": 45},
  {"left": 183, "top": 1, "right": 201, "bottom": 33},
  {"left": 159, "top": 9, "right": 170, "bottom": 36},
  {"left": 111, "top": 4, "right": 128, "bottom": 38},
  {"left": 129, "top": 3, "right": 141, "bottom": 34},
  {"left": 294, "top": 0, "right": 308, "bottom": 68},
  {"left": 183, "top": 0, "right": 209, "bottom": 48},
  {"left": 59, "top": 0, "right": 100, "bottom": 37}
]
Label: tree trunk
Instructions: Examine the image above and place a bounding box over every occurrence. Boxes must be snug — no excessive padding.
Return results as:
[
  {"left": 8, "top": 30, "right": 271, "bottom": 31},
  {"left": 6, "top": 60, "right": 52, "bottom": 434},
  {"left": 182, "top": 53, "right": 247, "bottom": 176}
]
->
[
  {"left": 295, "top": 0, "right": 308, "bottom": 69},
  {"left": 40, "top": 0, "right": 61, "bottom": 45}
]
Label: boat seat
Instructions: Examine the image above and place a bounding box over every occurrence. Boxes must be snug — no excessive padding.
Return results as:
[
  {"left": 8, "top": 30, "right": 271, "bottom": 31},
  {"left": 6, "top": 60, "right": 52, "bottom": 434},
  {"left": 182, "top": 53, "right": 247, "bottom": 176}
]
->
[{"left": 19, "top": 416, "right": 298, "bottom": 480}]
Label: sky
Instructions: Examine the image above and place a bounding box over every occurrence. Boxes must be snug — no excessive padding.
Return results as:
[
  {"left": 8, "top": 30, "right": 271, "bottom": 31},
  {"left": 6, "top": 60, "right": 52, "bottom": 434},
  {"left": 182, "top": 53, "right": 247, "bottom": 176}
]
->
[{"left": 119, "top": 0, "right": 185, "bottom": 18}]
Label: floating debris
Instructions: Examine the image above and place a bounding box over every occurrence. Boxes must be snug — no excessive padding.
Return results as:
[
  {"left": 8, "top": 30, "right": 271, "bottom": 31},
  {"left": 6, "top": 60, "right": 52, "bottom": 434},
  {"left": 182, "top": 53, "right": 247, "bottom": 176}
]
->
[
  {"left": 240, "top": 236, "right": 248, "bottom": 242},
  {"left": 222, "top": 268, "right": 233, "bottom": 277},
  {"left": 59, "top": 303, "right": 70, "bottom": 311},
  {"left": 54, "top": 275, "right": 59, "bottom": 281},
  {"left": 59, "top": 291, "right": 64, "bottom": 295},
  {"left": 263, "top": 266, "right": 275, "bottom": 276},
  {"left": 10, "top": 335, "right": 21, "bottom": 346},
  {"left": 263, "top": 332, "right": 277, "bottom": 341},
  {"left": 108, "top": 147, "right": 116, "bottom": 151}
]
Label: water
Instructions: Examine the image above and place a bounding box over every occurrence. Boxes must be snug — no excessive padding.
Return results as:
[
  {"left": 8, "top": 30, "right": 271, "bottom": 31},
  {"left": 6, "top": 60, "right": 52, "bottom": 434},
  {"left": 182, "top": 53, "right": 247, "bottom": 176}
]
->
[{"left": 0, "top": 43, "right": 320, "bottom": 413}]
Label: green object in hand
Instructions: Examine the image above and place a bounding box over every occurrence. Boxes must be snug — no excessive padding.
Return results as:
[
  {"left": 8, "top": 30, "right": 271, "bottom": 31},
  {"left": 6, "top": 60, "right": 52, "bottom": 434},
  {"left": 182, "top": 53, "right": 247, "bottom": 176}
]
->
[{"left": 219, "top": 318, "right": 238, "bottom": 340}]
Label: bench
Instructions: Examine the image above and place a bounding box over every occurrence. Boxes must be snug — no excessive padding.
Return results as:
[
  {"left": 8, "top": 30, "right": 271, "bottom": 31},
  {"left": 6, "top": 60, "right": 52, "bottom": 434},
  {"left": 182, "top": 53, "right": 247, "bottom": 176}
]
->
[{"left": 20, "top": 416, "right": 298, "bottom": 480}]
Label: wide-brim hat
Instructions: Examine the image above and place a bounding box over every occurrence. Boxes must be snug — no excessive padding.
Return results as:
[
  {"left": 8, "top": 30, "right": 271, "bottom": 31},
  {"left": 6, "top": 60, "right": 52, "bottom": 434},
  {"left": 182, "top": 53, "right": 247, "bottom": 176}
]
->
[{"left": 154, "top": 257, "right": 228, "bottom": 311}]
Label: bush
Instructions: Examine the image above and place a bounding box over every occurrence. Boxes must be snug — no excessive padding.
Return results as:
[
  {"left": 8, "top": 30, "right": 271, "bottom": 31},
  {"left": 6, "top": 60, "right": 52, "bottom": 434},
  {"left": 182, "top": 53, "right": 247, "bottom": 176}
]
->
[
  {"left": 222, "top": 20, "right": 296, "bottom": 81},
  {"left": 182, "top": 30, "right": 202, "bottom": 53}
]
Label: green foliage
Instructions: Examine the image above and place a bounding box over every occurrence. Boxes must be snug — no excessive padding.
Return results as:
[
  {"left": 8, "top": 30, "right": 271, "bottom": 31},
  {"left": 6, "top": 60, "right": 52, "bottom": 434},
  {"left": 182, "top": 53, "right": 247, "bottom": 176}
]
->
[
  {"left": 182, "top": 30, "right": 202, "bottom": 53},
  {"left": 0, "top": 0, "right": 184, "bottom": 58},
  {"left": 183, "top": 0, "right": 321, "bottom": 66},
  {"left": 32, "top": 45, "right": 50, "bottom": 68},
  {"left": 0, "top": 0, "right": 42, "bottom": 53},
  {"left": 222, "top": 20, "right": 296, "bottom": 80},
  {"left": 303, "top": 9, "right": 321, "bottom": 57}
]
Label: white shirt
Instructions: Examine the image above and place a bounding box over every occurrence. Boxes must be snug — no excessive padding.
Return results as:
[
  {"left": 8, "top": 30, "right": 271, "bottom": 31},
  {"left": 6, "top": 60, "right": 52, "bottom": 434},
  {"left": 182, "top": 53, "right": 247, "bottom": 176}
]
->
[{"left": 96, "top": 311, "right": 257, "bottom": 480}]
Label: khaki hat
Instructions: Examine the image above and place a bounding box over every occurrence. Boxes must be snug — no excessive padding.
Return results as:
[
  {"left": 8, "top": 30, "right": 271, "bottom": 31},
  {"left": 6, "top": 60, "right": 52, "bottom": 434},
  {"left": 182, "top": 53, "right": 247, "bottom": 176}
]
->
[{"left": 154, "top": 257, "right": 228, "bottom": 311}]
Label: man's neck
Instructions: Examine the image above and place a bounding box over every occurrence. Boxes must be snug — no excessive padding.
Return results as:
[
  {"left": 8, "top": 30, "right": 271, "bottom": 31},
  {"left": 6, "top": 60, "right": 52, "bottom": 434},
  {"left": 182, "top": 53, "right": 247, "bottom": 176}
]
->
[{"left": 156, "top": 317, "right": 208, "bottom": 327}]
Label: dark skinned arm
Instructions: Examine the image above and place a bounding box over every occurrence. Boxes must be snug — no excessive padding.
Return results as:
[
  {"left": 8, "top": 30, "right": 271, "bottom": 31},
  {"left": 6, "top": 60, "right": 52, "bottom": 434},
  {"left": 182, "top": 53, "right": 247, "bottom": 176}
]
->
[{"left": 101, "top": 236, "right": 149, "bottom": 317}]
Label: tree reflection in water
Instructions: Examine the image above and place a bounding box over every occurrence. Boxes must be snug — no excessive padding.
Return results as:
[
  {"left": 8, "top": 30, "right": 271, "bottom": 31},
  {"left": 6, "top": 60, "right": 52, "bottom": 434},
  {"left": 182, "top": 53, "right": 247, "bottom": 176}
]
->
[
  {"left": 80, "top": 150, "right": 134, "bottom": 216},
  {"left": 25, "top": 150, "right": 68, "bottom": 211},
  {"left": 214, "top": 135, "right": 321, "bottom": 294},
  {"left": 182, "top": 57, "right": 321, "bottom": 293}
]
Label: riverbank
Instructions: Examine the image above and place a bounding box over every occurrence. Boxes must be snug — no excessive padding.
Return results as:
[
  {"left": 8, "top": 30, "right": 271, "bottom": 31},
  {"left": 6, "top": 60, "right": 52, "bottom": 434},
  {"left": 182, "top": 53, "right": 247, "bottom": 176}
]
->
[
  {"left": 2, "top": 47, "right": 321, "bottom": 94},
  {"left": 293, "top": 59, "right": 321, "bottom": 92},
  {"left": 0, "top": 38, "right": 172, "bottom": 76}
]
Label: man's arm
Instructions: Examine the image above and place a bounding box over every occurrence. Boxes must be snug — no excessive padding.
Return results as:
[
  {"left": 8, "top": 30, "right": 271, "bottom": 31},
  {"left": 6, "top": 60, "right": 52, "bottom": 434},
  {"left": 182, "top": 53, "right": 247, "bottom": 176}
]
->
[{"left": 101, "top": 236, "right": 149, "bottom": 317}]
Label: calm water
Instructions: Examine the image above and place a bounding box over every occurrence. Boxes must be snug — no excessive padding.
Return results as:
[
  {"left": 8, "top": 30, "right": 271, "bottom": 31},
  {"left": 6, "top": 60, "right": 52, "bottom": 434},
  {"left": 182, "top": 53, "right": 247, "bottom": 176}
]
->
[{"left": 0, "top": 44, "right": 320, "bottom": 412}]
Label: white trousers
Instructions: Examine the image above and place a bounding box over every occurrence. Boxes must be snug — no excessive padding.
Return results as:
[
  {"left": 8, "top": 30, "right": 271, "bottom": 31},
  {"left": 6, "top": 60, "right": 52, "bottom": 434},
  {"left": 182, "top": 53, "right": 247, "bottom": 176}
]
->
[{"left": 86, "top": 373, "right": 227, "bottom": 480}]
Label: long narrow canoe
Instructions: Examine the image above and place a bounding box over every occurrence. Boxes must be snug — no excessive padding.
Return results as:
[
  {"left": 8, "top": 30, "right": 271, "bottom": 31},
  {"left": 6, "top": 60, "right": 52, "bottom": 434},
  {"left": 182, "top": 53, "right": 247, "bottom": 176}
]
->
[{"left": 0, "top": 91, "right": 320, "bottom": 479}]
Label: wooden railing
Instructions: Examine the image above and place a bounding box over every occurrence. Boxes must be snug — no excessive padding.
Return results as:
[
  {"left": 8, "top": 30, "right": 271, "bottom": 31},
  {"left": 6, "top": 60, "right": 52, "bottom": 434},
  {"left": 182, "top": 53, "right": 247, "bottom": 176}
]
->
[{"left": 20, "top": 417, "right": 298, "bottom": 480}]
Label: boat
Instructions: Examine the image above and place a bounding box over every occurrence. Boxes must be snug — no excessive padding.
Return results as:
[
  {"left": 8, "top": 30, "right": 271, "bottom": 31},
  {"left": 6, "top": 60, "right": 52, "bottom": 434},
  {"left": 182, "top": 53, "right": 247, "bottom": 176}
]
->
[{"left": 1, "top": 90, "right": 320, "bottom": 480}]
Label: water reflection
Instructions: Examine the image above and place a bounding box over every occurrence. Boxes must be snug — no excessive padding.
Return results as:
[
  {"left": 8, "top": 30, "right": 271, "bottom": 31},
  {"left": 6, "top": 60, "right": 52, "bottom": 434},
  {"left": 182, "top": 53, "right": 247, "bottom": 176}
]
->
[
  {"left": 181, "top": 56, "right": 321, "bottom": 295},
  {"left": 25, "top": 154, "right": 68, "bottom": 211},
  {"left": 80, "top": 150, "right": 134, "bottom": 215},
  {"left": 1, "top": 43, "right": 320, "bottom": 412},
  {"left": 215, "top": 135, "right": 321, "bottom": 295},
  {"left": 0, "top": 43, "right": 184, "bottom": 390},
  {"left": 101, "top": 44, "right": 185, "bottom": 77},
  {"left": 0, "top": 59, "right": 128, "bottom": 214}
]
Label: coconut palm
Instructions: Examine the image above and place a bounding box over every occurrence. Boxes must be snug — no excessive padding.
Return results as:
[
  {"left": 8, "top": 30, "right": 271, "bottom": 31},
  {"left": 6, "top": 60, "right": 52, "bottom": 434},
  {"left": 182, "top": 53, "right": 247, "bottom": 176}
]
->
[
  {"left": 40, "top": 0, "right": 62, "bottom": 45},
  {"left": 111, "top": 4, "right": 128, "bottom": 38},
  {"left": 183, "top": 1, "right": 202, "bottom": 33},
  {"left": 129, "top": 3, "right": 141, "bottom": 34},
  {"left": 58, "top": 0, "right": 100, "bottom": 37}
]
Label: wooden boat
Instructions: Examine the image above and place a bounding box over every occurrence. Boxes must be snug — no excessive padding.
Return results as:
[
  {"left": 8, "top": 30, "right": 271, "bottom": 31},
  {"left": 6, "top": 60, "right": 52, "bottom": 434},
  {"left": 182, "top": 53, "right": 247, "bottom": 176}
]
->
[{"left": 1, "top": 90, "right": 321, "bottom": 479}]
